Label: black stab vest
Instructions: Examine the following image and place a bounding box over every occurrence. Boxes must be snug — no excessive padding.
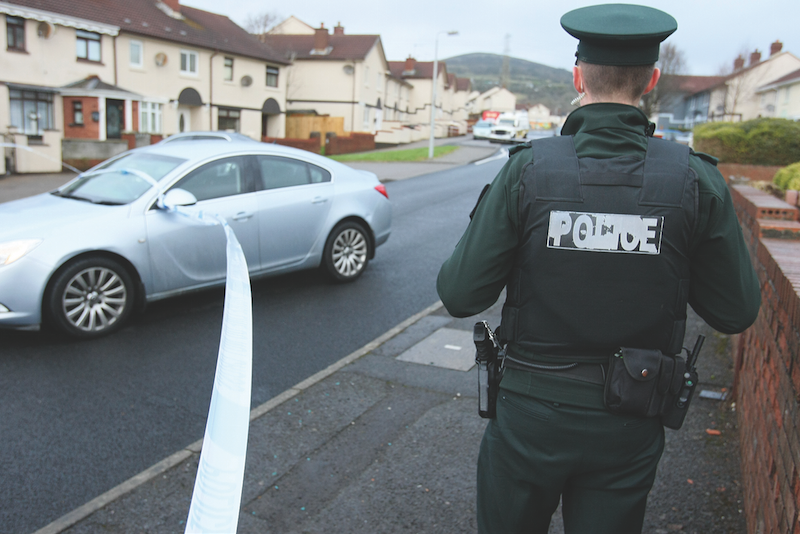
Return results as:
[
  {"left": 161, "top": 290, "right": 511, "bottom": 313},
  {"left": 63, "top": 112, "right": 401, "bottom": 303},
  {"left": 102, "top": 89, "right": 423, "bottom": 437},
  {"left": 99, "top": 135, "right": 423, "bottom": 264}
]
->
[{"left": 499, "top": 136, "right": 698, "bottom": 357}]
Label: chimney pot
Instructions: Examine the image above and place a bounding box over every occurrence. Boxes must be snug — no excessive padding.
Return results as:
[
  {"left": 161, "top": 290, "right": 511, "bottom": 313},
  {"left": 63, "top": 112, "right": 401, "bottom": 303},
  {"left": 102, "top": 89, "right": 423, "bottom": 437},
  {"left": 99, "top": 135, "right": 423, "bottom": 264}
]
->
[
  {"left": 749, "top": 50, "right": 762, "bottom": 66},
  {"left": 734, "top": 55, "right": 745, "bottom": 71},
  {"left": 404, "top": 56, "right": 416, "bottom": 73},
  {"left": 770, "top": 40, "right": 783, "bottom": 56},
  {"left": 334, "top": 22, "right": 344, "bottom": 35},
  {"left": 161, "top": 0, "right": 180, "bottom": 13},
  {"left": 314, "top": 25, "right": 329, "bottom": 52}
]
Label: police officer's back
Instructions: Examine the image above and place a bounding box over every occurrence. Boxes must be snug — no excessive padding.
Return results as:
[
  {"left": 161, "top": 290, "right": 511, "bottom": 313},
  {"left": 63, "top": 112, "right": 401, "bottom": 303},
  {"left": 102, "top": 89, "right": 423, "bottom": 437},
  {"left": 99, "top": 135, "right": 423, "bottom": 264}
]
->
[{"left": 437, "top": 4, "right": 761, "bottom": 534}]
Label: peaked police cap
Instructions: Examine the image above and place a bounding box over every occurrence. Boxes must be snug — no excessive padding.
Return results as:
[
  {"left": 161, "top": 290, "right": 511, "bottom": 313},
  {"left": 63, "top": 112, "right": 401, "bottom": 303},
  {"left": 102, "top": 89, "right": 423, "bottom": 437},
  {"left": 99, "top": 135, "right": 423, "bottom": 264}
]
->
[{"left": 561, "top": 4, "right": 677, "bottom": 66}]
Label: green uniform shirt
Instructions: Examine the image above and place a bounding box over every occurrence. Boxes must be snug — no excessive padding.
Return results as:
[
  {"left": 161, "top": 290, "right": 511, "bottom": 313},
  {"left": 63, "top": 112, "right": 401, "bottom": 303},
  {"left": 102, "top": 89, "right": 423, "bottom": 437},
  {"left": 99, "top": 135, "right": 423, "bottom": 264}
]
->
[{"left": 437, "top": 103, "right": 761, "bottom": 408}]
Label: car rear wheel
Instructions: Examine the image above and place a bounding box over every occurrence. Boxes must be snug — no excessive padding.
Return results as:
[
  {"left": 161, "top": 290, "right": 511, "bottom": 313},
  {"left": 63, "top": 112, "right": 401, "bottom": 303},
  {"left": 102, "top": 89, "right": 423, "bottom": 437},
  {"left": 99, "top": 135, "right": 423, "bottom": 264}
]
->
[
  {"left": 323, "top": 222, "right": 370, "bottom": 282},
  {"left": 46, "top": 257, "right": 135, "bottom": 338}
]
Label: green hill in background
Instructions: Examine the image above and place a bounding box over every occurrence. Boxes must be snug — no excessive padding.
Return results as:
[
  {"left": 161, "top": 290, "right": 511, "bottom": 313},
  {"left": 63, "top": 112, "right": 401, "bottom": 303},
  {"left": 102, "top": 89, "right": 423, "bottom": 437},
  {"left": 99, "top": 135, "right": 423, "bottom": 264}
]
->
[{"left": 444, "top": 53, "right": 574, "bottom": 115}]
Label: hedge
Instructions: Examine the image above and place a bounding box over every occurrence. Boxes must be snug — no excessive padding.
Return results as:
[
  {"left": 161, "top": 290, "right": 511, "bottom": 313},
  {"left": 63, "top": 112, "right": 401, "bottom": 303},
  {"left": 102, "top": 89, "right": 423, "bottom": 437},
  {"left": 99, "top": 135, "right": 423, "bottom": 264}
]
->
[
  {"left": 693, "top": 118, "right": 800, "bottom": 166},
  {"left": 773, "top": 162, "right": 800, "bottom": 191}
]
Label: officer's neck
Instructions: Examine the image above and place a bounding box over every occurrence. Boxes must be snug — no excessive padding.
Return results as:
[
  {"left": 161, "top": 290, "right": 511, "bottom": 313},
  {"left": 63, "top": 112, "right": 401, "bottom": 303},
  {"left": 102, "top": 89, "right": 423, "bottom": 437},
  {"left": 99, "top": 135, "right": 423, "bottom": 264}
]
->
[{"left": 581, "top": 92, "right": 642, "bottom": 107}]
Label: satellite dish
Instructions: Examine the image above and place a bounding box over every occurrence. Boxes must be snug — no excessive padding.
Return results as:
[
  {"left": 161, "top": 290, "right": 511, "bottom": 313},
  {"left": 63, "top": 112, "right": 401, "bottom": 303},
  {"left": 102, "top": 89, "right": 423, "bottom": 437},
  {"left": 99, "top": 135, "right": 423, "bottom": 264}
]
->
[
  {"left": 343, "top": 65, "right": 354, "bottom": 75},
  {"left": 37, "top": 21, "right": 55, "bottom": 38},
  {"left": 241, "top": 75, "right": 253, "bottom": 87},
  {"left": 155, "top": 52, "right": 167, "bottom": 66}
]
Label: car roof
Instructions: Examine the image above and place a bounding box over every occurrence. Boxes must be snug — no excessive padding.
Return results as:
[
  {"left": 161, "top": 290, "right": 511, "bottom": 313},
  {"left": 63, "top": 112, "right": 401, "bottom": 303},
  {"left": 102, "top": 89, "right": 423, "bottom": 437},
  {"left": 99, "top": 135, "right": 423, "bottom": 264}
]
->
[
  {"left": 126, "top": 138, "right": 345, "bottom": 173},
  {"left": 159, "top": 131, "right": 259, "bottom": 144}
]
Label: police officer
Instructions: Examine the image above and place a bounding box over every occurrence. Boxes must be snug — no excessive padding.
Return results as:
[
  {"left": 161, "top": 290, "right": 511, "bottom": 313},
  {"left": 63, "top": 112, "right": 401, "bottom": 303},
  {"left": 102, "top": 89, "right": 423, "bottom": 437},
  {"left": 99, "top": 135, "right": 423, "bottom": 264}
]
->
[{"left": 436, "top": 4, "right": 761, "bottom": 534}]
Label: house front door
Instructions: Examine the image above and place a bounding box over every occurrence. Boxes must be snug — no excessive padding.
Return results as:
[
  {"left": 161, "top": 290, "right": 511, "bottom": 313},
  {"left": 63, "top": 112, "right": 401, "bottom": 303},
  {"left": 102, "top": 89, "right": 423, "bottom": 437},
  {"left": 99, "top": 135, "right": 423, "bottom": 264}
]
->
[{"left": 106, "top": 99, "right": 124, "bottom": 139}]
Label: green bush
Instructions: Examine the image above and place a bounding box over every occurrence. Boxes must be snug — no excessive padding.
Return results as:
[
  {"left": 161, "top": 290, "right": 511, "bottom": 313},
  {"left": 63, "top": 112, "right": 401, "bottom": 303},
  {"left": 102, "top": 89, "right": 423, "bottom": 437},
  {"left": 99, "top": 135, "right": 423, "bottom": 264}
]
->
[
  {"left": 693, "top": 118, "right": 800, "bottom": 165},
  {"left": 773, "top": 162, "right": 800, "bottom": 191}
]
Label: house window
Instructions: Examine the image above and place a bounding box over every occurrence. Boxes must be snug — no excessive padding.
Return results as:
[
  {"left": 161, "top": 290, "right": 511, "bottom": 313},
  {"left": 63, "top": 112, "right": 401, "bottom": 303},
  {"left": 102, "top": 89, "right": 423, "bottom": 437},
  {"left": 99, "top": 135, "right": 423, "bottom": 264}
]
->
[
  {"left": 139, "top": 102, "right": 163, "bottom": 133},
  {"left": 9, "top": 89, "right": 54, "bottom": 135},
  {"left": 363, "top": 106, "right": 370, "bottom": 127},
  {"left": 180, "top": 50, "right": 198, "bottom": 74},
  {"left": 266, "top": 66, "right": 279, "bottom": 87},
  {"left": 218, "top": 108, "right": 240, "bottom": 132},
  {"left": 6, "top": 15, "right": 25, "bottom": 51},
  {"left": 76, "top": 30, "right": 101, "bottom": 61},
  {"left": 785, "top": 86, "right": 791, "bottom": 103},
  {"left": 130, "top": 40, "right": 143, "bottom": 68},
  {"left": 72, "top": 101, "right": 84, "bottom": 125},
  {"left": 223, "top": 57, "right": 233, "bottom": 81}
]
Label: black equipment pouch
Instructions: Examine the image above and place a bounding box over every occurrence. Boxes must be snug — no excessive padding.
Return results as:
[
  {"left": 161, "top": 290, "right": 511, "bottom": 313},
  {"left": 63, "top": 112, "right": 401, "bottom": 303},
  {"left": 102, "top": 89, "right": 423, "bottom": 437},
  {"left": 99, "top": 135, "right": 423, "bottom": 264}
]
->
[
  {"left": 604, "top": 347, "right": 696, "bottom": 430},
  {"left": 474, "top": 321, "right": 504, "bottom": 419}
]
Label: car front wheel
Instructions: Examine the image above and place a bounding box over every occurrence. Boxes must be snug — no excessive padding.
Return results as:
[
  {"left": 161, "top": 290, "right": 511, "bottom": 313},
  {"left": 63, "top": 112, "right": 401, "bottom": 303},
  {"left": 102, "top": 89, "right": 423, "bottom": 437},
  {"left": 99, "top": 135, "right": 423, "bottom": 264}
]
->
[
  {"left": 45, "top": 257, "right": 135, "bottom": 338},
  {"left": 323, "top": 222, "right": 370, "bottom": 282}
]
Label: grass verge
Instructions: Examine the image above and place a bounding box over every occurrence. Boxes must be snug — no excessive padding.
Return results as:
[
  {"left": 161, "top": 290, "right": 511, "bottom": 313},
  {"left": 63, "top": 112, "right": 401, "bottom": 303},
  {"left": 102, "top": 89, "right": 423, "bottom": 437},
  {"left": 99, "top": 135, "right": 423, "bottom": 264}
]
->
[{"left": 329, "top": 145, "right": 459, "bottom": 162}]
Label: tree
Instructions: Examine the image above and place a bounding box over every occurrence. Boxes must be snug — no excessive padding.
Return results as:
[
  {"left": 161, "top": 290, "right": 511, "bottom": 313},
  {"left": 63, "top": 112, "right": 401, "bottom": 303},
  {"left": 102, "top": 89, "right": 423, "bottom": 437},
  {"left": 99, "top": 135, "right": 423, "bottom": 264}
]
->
[
  {"left": 640, "top": 43, "right": 687, "bottom": 118},
  {"left": 244, "top": 11, "right": 279, "bottom": 42}
]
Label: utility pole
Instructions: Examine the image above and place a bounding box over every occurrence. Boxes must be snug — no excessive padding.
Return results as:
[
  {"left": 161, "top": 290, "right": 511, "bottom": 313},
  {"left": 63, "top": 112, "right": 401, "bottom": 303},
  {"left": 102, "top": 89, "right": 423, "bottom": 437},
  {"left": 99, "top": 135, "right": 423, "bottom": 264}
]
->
[{"left": 501, "top": 34, "right": 511, "bottom": 89}]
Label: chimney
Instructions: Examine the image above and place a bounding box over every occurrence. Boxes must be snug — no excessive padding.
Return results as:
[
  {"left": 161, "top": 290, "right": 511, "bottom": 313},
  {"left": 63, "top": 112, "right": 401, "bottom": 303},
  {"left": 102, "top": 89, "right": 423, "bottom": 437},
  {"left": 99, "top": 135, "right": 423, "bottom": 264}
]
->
[
  {"left": 749, "top": 50, "right": 762, "bottom": 66},
  {"left": 161, "top": 0, "right": 180, "bottom": 14},
  {"left": 770, "top": 40, "right": 783, "bottom": 56},
  {"left": 333, "top": 22, "right": 344, "bottom": 35},
  {"left": 314, "top": 24, "right": 329, "bottom": 52},
  {"left": 733, "top": 55, "right": 745, "bottom": 71},
  {"left": 404, "top": 56, "right": 416, "bottom": 73}
]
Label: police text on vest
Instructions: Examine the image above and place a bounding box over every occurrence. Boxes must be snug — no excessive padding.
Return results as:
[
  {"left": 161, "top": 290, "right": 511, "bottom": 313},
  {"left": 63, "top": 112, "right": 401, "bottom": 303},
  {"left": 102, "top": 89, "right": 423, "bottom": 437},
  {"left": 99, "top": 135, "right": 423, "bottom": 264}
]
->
[{"left": 547, "top": 211, "right": 663, "bottom": 254}]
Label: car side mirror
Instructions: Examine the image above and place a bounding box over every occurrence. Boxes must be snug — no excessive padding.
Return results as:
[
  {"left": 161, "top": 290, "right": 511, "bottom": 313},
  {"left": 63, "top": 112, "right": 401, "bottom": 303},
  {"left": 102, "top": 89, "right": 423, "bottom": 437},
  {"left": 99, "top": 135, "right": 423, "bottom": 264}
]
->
[{"left": 158, "top": 188, "right": 197, "bottom": 210}]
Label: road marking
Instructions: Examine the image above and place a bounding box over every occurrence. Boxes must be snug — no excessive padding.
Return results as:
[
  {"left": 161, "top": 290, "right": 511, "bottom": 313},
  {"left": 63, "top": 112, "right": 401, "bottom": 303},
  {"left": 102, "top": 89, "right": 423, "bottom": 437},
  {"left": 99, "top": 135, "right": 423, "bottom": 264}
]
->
[
  {"left": 473, "top": 148, "right": 508, "bottom": 166},
  {"left": 31, "top": 300, "right": 445, "bottom": 534}
]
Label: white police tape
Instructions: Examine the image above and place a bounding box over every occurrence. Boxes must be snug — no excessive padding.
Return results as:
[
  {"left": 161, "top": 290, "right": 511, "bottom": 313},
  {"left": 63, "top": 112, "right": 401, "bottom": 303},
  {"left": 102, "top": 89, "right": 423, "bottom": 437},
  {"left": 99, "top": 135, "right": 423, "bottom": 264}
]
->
[
  {"left": 89, "top": 168, "right": 254, "bottom": 533},
  {"left": 184, "top": 220, "right": 252, "bottom": 534}
]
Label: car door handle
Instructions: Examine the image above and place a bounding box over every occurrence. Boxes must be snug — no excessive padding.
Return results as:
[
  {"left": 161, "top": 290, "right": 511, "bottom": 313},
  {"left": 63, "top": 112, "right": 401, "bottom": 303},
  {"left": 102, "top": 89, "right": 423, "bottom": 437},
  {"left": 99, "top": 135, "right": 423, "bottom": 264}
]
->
[
  {"left": 312, "top": 196, "right": 329, "bottom": 204},
  {"left": 232, "top": 211, "right": 254, "bottom": 221}
]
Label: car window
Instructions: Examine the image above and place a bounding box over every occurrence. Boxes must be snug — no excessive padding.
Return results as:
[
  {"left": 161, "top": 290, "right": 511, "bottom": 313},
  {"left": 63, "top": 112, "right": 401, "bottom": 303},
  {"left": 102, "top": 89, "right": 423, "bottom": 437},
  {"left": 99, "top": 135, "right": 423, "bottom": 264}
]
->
[
  {"left": 256, "top": 156, "right": 310, "bottom": 190},
  {"left": 172, "top": 156, "right": 247, "bottom": 201},
  {"left": 59, "top": 153, "right": 185, "bottom": 204},
  {"left": 308, "top": 163, "right": 331, "bottom": 184}
]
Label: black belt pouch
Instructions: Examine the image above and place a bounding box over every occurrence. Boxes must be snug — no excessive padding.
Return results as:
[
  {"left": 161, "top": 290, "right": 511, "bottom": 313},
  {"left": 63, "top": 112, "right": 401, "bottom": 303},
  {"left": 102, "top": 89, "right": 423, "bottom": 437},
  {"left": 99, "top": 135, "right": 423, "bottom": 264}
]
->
[{"left": 604, "top": 348, "right": 681, "bottom": 419}]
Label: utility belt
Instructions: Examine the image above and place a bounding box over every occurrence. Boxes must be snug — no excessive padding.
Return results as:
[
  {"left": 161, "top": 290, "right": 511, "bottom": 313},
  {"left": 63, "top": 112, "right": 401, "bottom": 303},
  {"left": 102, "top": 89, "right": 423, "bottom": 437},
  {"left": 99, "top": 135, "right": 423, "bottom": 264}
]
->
[{"left": 474, "top": 321, "right": 704, "bottom": 430}]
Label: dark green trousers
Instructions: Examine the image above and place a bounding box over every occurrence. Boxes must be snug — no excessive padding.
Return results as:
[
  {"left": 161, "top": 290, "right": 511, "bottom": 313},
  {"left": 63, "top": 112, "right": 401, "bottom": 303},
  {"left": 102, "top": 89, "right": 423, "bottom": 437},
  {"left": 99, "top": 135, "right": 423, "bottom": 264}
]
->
[{"left": 477, "top": 389, "right": 665, "bottom": 534}]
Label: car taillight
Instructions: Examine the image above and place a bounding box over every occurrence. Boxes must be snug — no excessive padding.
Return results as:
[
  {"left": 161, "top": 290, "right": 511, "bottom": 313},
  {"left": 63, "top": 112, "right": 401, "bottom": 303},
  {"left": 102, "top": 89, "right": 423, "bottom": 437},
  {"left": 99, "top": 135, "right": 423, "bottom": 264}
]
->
[{"left": 374, "top": 184, "right": 388, "bottom": 199}]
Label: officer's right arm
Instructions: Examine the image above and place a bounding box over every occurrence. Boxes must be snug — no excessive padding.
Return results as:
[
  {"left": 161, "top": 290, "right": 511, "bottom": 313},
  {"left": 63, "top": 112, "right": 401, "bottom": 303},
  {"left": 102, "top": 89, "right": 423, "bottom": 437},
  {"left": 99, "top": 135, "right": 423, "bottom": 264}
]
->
[{"left": 436, "top": 156, "right": 523, "bottom": 317}]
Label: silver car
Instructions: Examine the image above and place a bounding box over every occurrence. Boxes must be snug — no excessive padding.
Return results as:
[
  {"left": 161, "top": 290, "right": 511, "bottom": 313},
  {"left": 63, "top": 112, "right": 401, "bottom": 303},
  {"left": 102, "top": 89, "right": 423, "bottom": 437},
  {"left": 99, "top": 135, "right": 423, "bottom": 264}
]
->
[{"left": 0, "top": 141, "right": 391, "bottom": 338}]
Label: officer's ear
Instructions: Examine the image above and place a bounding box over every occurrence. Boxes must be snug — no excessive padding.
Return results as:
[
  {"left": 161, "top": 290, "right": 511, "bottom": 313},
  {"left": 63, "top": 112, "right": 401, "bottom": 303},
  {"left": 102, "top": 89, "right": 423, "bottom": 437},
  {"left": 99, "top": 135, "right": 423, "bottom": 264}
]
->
[
  {"left": 642, "top": 67, "right": 661, "bottom": 95},
  {"left": 572, "top": 66, "right": 585, "bottom": 94}
]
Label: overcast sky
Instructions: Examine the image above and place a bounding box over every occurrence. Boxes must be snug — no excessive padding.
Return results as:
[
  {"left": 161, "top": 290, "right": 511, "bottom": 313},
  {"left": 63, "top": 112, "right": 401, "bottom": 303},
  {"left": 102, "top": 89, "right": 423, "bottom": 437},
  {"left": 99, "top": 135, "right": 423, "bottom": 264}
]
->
[{"left": 183, "top": 0, "right": 799, "bottom": 77}]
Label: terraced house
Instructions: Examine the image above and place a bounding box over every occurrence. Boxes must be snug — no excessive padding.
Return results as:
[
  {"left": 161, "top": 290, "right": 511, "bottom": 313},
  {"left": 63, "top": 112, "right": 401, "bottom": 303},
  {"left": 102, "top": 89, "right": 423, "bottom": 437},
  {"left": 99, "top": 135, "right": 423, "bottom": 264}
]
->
[{"left": 1, "top": 0, "right": 288, "bottom": 173}]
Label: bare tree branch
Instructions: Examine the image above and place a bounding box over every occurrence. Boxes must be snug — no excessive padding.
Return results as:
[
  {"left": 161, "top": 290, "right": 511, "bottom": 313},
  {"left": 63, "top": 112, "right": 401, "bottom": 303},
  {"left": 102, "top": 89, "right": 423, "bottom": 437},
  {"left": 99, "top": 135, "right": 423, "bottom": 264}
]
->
[
  {"left": 640, "top": 43, "right": 687, "bottom": 118},
  {"left": 244, "top": 11, "right": 280, "bottom": 42}
]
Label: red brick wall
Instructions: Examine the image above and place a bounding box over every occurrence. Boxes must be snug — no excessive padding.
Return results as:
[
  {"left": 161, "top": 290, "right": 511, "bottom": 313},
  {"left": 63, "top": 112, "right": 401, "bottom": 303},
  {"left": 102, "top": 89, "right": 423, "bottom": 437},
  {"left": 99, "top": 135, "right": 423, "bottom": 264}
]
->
[
  {"left": 720, "top": 163, "right": 784, "bottom": 183},
  {"left": 262, "top": 137, "right": 320, "bottom": 154},
  {"left": 132, "top": 101, "right": 139, "bottom": 132},
  {"left": 63, "top": 97, "right": 99, "bottom": 139},
  {"left": 121, "top": 133, "right": 137, "bottom": 150},
  {"left": 730, "top": 185, "right": 800, "bottom": 534},
  {"left": 326, "top": 133, "right": 375, "bottom": 156}
]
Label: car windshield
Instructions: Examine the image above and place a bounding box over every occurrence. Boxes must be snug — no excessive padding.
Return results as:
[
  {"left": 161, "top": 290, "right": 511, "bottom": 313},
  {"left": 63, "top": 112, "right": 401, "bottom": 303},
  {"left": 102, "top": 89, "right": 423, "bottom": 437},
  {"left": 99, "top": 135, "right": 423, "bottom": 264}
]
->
[
  {"left": 498, "top": 119, "right": 515, "bottom": 126},
  {"left": 55, "top": 153, "right": 186, "bottom": 205},
  {"left": 476, "top": 121, "right": 492, "bottom": 127}
]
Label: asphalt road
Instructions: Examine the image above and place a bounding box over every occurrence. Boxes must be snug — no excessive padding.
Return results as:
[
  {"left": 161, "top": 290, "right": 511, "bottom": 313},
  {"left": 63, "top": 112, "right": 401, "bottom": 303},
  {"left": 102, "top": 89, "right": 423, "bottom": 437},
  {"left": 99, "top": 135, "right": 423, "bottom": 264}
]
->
[{"left": 0, "top": 159, "right": 506, "bottom": 533}]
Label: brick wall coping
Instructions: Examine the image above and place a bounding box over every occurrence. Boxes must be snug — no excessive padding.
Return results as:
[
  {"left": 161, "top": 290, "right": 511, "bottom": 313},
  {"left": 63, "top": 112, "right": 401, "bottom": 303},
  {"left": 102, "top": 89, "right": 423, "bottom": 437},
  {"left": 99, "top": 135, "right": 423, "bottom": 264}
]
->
[{"left": 732, "top": 185, "right": 799, "bottom": 222}]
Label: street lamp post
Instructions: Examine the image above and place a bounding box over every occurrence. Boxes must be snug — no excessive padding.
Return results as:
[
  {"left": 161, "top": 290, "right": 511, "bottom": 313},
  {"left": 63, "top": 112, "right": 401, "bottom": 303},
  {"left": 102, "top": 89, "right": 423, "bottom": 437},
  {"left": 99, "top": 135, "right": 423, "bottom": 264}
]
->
[{"left": 429, "top": 30, "right": 458, "bottom": 159}]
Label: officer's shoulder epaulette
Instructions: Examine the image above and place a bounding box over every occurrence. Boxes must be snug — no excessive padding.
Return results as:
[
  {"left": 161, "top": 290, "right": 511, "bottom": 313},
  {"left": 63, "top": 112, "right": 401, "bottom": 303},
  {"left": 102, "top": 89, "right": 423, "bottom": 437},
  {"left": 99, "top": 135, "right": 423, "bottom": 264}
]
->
[
  {"left": 508, "top": 141, "right": 532, "bottom": 157},
  {"left": 689, "top": 149, "right": 718, "bottom": 167}
]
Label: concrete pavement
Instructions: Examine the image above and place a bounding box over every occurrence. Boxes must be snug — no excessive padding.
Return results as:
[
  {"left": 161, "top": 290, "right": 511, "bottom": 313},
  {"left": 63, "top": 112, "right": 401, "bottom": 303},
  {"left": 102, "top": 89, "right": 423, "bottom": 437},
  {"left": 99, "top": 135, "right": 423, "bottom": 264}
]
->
[{"left": 7, "top": 140, "right": 747, "bottom": 534}]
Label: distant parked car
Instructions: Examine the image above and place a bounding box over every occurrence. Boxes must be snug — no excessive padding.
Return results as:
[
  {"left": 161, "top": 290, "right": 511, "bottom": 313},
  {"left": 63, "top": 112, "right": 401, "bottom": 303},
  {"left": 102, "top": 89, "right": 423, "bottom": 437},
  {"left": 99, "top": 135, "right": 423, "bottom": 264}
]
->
[
  {"left": 0, "top": 141, "right": 391, "bottom": 338},
  {"left": 472, "top": 120, "right": 495, "bottom": 140},
  {"left": 654, "top": 129, "right": 693, "bottom": 146},
  {"left": 160, "top": 131, "right": 259, "bottom": 143}
]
